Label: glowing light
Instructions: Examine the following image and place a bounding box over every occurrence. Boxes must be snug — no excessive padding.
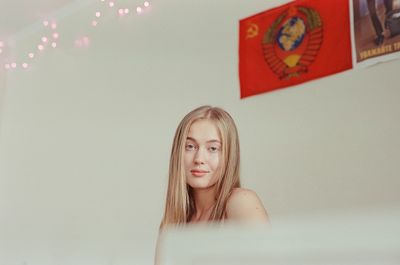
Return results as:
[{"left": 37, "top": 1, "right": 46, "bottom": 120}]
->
[
  {"left": 83, "top": 37, "right": 90, "bottom": 46},
  {"left": 1, "top": 1, "right": 155, "bottom": 71},
  {"left": 74, "top": 39, "right": 82, "bottom": 48}
]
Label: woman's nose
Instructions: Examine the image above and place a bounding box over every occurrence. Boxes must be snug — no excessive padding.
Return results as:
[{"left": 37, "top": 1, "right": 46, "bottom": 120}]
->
[{"left": 194, "top": 148, "right": 206, "bottom": 164}]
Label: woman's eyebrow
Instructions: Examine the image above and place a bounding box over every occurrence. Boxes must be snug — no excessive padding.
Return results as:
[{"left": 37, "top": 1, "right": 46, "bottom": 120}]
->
[
  {"left": 186, "top": 137, "right": 221, "bottom": 144},
  {"left": 207, "top": 140, "right": 221, "bottom": 144}
]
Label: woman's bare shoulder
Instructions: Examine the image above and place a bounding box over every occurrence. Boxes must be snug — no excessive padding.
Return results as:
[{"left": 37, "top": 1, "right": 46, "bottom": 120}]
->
[{"left": 225, "top": 188, "right": 269, "bottom": 223}]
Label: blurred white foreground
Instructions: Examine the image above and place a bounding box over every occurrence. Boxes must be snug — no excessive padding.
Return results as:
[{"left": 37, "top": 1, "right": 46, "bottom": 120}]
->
[{"left": 160, "top": 204, "right": 400, "bottom": 265}]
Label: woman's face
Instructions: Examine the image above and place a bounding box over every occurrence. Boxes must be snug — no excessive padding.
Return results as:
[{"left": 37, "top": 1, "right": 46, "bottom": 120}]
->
[{"left": 184, "top": 119, "right": 222, "bottom": 190}]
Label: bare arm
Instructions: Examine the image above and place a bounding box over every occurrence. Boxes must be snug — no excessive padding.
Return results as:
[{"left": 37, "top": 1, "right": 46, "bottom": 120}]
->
[{"left": 225, "top": 188, "right": 269, "bottom": 223}]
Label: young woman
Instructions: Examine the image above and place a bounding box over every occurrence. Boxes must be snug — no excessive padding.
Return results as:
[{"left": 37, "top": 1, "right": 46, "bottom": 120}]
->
[
  {"left": 155, "top": 106, "right": 268, "bottom": 264},
  {"left": 160, "top": 105, "right": 268, "bottom": 228}
]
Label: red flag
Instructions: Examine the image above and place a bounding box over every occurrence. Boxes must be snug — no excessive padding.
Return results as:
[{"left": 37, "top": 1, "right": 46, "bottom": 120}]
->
[{"left": 239, "top": 0, "right": 353, "bottom": 98}]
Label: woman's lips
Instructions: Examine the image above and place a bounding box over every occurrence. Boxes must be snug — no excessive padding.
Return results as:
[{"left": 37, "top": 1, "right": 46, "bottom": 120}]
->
[{"left": 190, "top": 169, "right": 209, "bottom": 177}]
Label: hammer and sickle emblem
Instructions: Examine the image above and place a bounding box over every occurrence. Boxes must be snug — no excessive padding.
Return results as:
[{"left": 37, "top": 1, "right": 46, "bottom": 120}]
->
[{"left": 246, "top": 23, "right": 259, "bottom": 39}]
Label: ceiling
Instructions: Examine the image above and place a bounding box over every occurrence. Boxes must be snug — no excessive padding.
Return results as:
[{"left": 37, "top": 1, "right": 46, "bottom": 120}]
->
[{"left": 0, "top": 0, "right": 75, "bottom": 41}]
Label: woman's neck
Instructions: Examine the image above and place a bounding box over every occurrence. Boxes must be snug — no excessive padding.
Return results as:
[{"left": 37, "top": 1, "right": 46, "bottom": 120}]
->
[{"left": 190, "top": 186, "right": 217, "bottom": 222}]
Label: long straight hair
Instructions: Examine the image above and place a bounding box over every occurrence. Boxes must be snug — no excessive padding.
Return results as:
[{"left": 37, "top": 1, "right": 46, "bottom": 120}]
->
[{"left": 160, "top": 106, "right": 241, "bottom": 228}]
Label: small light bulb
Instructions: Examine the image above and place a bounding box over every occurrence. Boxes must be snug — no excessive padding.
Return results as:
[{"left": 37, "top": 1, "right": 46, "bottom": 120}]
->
[
  {"left": 41, "top": 36, "right": 48, "bottom": 43},
  {"left": 52, "top": 32, "right": 59, "bottom": 39},
  {"left": 83, "top": 37, "right": 90, "bottom": 46},
  {"left": 51, "top": 22, "right": 57, "bottom": 29},
  {"left": 136, "top": 6, "right": 142, "bottom": 13},
  {"left": 28, "top": 53, "right": 35, "bottom": 58},
  {"left": 95, "top": 11, "right": 101, "bottom": 17},
  {"left": 144, "top": 1, "right": 150, "bottom": 7},
  {"left": 11, "top": 62, "right": 17, "bottom": 68},
  {"left": 38, "top": 44, "right": 44, "bottom": 51},
  {"left": 22, "top": 63, "right": 28, "bottom": 68},
  {"left": 92, "top": 20, "right": 98, "bottom": 26},
  {"left": 124, "top": 8, "right": 129, "bottom": 14},
  {"left": 43, "top": 20, "right": 49, "bottom": 27},
  {"left": 51, "top": 42, "right": 57, "bottom": 48},
  {"left": 75, "top": 39, "right": 82, "bottom": 48},
  {"left": 109, "top": 1, "right": 114, "bottom": 7}
]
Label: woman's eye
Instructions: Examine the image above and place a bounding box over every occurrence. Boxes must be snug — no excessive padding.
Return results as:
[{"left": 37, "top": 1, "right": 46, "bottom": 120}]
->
[
  {"left": 185, "top": 144, "right": 196, "bottom": 151},
  {"left": 209, "top": 146, "right": 220, "bottom": 153}
]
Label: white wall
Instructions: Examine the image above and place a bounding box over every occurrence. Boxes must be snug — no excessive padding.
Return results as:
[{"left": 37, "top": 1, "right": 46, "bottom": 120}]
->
[{"left": 1, "top": 0, "right": 399, "bottom": 264}]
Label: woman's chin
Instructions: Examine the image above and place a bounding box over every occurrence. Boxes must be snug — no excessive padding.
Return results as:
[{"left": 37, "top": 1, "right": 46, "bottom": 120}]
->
[{"left": 187, "top": 180, "right": 217, "bottom": 190}]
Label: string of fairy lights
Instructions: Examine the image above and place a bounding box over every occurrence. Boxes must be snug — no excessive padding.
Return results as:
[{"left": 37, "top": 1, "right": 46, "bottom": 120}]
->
[{"left": 0, "top": 0, "right": 151, "bottom": 71}]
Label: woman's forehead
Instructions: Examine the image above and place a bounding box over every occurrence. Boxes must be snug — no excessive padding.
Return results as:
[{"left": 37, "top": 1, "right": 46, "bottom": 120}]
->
[{"left": 187, "top": 119, "right": 221, "bottom": 142}]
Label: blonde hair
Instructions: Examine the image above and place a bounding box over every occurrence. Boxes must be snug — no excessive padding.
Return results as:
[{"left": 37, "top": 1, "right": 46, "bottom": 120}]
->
[{"left": 160, "top": 106, "right": 241, "bottom": 228}]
